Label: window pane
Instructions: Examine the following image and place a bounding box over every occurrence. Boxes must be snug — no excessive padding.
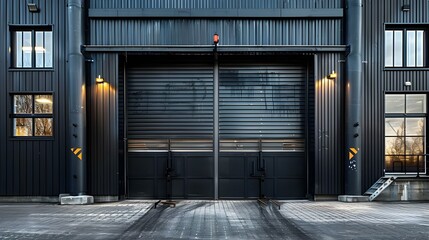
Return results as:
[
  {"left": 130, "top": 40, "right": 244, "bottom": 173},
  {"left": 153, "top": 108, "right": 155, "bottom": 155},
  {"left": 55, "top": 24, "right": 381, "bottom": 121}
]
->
[
  {"left": 385, "top": 31, "right": 394, "bottom": 67},
  {"left": 385, "top": 136, "right": 405, "bottom": 155},
  {"left": 406, "top": 137, "right": 424, "bottom": 154},
  {"left": 35, "top": 31, "right": 44, "bottom": 68},
  {"left": 13, "top": 95, "right": 33, "bottom": 114},
  {"left": 406, "top": 94, "right": 426, "bottom": 113},
  {"left": 35, "top": 118, "right": 53, "bottom": 136},
  {"left": 14, "top": 118, "right": 33, "bottom": 136},
  {"left": 394, "top": 31, "right": 403, "bottom": 67},
  {"left": 15, "top": 32, "right": 23, "bottom": 67},
  {"left": 406, "top": 118, "right": 425, "bottom": 136},
  {"left": 35, "top": 95, "right": 53, "bottom": 113},
  {"left": 406, "top": 31, "right": 416, "bottom": 67},
  {"left": 44, "top": 32, "right": 53, "bottom": 68},
  {"left": 385, "top": 118, "right": 404, "bottom": 136},
  {"left": 385, "top": 156, "right": 405, "bottom": 172},
  {"left": 22, "top": 31, "right": 32, "bottom": 68},
  {"left": 385, "top": 94, "right": 405, "bottom": 113},
  {"left": 416, "top": 30, "right": 424, "bottom": 67}
]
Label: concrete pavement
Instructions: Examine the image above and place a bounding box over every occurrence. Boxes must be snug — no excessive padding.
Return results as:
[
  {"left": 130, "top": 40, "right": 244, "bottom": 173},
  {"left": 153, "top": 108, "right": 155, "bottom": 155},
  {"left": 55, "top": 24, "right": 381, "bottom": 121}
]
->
[{"left": 0, "top": 200, "right": 428, "bottom": 239}]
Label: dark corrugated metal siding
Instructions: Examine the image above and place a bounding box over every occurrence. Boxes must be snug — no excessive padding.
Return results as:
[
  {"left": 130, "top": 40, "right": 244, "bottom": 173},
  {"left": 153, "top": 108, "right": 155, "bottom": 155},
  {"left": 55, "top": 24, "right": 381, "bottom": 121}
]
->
[
  {"left": 361, "top": 0, "right": 429, "bottom": 191},
  {"left": 89, "top": 19, "right": 342, "bottom": 45},
  {"left": 1, "top": 0, "right": 68, "bottom": 196},
  {"left": 0, "top": 0, "right": 7, "bottom": 195},
  {"left": 314, "top": 53, "right": 344, "bottom": 195},
  {"left": 90, "top": 0, "right": 342, "bottom": 9},
  {"left": 87, "top": 53, "right": 119, "bottom": 196}
]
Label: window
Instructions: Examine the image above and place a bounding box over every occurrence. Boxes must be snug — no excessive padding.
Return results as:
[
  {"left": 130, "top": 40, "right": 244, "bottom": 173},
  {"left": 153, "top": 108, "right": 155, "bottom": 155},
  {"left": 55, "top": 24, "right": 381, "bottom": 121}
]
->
[
  {"left": 385, "top": 27, "right": 426, "bottom": 67},
  {"left": 11, "top": 26, "right": 53, "bottom": 68},
  {"left": 12, "top": 94, "right": 53, "bottom": 137},
  {"left": 385, "top": 94, "right": 426, "bottom": 174}
]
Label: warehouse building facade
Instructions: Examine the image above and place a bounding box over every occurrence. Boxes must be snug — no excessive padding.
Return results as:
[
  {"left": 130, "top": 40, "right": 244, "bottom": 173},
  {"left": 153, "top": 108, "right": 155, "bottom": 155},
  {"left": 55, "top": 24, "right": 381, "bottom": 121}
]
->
[{"left": 0, "top": 0, "right": 428, "bottom": 201}]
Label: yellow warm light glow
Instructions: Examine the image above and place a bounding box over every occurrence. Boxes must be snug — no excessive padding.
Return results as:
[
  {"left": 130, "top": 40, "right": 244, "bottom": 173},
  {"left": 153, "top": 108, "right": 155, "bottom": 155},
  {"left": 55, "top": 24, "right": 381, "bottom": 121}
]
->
[
  {"left": 35, "top": 98, "right": 53, "bottom": 104},
  {"left": 328, "top": 71, "right": 337, "bottom": 79},
  {"left": 96, "top": 75, "right": 104, "bottom": 83}
]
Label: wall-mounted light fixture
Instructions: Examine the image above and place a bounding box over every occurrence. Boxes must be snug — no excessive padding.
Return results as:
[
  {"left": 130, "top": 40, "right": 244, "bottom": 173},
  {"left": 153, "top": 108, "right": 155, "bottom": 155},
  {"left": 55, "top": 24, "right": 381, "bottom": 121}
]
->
[
  {"left": 404, "top": 81, "right": 412, "bottom": 87},
  {"left": 401, "top": 4, "right": 411, "bottom": 12},
  {"left": 27, "top": 3, "right": 39, "bottom": 13},
  {"left": 96, "top": 75, "right": 104, "bottom": 84},
  {"left": 213, "top": 33, "right": 219, "bottom": 45},
  {"left": 327, "top": 71, "right": 337, "bottom": 79}
]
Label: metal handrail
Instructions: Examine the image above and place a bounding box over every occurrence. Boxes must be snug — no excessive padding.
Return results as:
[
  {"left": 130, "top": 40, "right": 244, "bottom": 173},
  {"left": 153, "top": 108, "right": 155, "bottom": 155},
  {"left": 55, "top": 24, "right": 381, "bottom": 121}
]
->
[{"left": 386, "top": 154, "right": 428, "bottom": 177}]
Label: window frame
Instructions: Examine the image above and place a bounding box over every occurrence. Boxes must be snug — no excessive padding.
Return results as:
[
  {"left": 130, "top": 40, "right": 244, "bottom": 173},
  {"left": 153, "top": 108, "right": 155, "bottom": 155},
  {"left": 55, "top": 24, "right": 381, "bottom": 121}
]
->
[
  {"left": 9, "top": 25, "right": 53, "bottom": 69},
  {"left": 385, "top": 24, "right": 428, "bottom": 68},
  {"left": 384, "top": 93, "right": 427, "bottom": 174},
  {"left": 10, "top": 92, "right": 54, "bottom": 139}
]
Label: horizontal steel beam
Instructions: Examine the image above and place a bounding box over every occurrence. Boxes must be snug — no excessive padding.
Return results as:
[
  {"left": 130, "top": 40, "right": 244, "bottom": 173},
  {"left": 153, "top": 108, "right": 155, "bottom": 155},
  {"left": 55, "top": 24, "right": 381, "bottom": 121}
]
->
[
  {"left": 88, "top": 8, "right": 343, "bottom": 19},
  {"left": 83, "top": 45, "right": 348, "bottom": 53}
]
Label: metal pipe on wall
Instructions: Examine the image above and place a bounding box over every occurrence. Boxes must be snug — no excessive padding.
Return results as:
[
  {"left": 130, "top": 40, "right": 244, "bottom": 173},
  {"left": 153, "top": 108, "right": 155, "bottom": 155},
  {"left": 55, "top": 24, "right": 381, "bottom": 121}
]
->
[
  {"left": 67, "top": 0, "right": 86, "bottom": 195},
  {"left": 213, "top": 51, "right": 219, "bottom": 200},
  {"left": 345, "top": 0, "right": 362, "bottom": 195}
]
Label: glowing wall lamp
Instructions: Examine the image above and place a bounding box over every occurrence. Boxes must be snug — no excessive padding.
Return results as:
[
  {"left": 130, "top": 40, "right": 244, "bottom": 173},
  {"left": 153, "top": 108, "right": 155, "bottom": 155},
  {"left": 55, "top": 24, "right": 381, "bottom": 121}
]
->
[
  {"left": 327, "top": 71, "right": 337, "bottom": 79},
  {"left": 27, "top": 3, "right": 39, "bottom": 13},
  {"left": 95, "top": 75, "right": 104, "bottom": 84}
]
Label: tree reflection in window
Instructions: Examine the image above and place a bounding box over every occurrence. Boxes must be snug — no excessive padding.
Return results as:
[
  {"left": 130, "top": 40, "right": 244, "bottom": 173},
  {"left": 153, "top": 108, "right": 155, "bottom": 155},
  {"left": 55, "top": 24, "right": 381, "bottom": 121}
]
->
[
  {"left": 12, "top": 94, "right": 53, "bottom": 137},
  {"left": 385, "top": 94, "right": 426, "bottom": 173}
]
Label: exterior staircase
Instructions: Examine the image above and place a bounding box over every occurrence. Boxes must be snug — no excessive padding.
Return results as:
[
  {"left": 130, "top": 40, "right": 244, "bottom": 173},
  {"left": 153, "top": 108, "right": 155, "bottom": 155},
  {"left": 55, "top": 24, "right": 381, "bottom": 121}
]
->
[{"left": 364, "top": 176, "right": 397, "bottom": 201}]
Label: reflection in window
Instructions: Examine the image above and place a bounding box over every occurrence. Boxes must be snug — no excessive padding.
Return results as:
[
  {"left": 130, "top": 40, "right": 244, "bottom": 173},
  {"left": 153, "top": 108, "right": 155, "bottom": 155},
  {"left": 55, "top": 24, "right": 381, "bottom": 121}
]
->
[
  {"left": 12, "top": 94, "right": 53, "bottom": 137},
  {"left": 385, "top": 94, "right": 405, "bottom": 113},
  {"left": 12, "top": 27, "right": 53, "bottom": 68},
  {"left": 385, "top": 94, "right": 426, "bottom": 174},
  {"left": 385, "top": 28, "right": 426, "bottom": 67}
]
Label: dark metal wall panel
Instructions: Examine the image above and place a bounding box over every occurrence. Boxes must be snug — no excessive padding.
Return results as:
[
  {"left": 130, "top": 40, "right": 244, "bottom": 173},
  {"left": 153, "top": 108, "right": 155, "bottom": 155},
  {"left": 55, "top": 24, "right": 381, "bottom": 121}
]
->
[
  {"left": 90, "top": 0, "right": 342, "bottom": 9},
  {"left": 0, "top": 0, "right": 7, "bottom": 195},
  {"left": 89, "top": 19, "right": 342, "bottom": 46},
  {"left": 361, "top": 0, "right": 428, "bottom": 191},
  {"left": 0, "top": 0, "right": 68, "bottom": 196},
  {"left": 88, "top": 53, "right": 119, "bottom": 196},
  {"left": 385, "top": 71, "right": 429, "bottom": 91},
  {"left": 314, "top": 53, "right": 344, "bottom": 195}
]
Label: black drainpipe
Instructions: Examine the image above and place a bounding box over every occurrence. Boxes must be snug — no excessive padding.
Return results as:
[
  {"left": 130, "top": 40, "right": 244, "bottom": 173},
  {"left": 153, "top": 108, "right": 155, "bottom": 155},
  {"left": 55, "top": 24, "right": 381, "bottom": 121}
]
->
[
  {"left": 67, "top": 0, "right": 86, "bottom": 195},
  {"left": 345, "top": 0, "right": 363, "bottom": 195}
]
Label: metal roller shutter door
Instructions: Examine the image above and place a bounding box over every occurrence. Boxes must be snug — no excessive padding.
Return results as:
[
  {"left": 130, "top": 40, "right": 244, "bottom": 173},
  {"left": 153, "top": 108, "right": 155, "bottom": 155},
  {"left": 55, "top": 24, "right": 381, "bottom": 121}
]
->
[
  {"left": 219, "top": 63, "right": 307, "bottom": 199},
  {"left": 126, "top": 63, "right": 214, "bottom": 199}
]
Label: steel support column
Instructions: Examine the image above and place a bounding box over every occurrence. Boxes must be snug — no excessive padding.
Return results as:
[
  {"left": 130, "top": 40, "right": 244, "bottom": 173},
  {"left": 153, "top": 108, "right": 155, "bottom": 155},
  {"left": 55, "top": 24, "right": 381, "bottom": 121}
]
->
[
  {"left": 345, "top": 0, "right": 362, "bottom": 195},
  {"left": 67, "top": 0, "right": 86, "bottom": 195}
]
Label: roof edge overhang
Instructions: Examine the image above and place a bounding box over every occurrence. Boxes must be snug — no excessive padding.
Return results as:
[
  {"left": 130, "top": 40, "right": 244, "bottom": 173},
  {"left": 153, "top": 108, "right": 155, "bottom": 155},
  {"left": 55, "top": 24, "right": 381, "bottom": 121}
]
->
[{"left": 82, "top": 45, "right": 348, "bottom": 53}]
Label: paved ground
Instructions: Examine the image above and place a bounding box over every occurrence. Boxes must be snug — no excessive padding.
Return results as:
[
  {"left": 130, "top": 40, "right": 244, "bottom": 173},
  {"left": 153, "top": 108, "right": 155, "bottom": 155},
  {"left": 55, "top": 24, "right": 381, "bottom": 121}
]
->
[{"left": 0, "top": 200, "right": 428, "bottom": 239}]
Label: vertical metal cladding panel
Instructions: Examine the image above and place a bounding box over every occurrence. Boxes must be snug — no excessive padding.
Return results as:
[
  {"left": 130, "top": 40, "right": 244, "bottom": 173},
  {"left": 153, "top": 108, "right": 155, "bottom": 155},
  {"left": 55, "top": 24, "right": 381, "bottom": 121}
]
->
[
  {"left": 0, "top": 0, "right": 7, "bottom": 195},
  {"left": 2, "top": 0, "right": 68, "bottom": 196},
  {"left": 126, "top": 61, "right": 214, "bottom": 140},
  {"left": 314, "top": 53, "right": 343, "bottom": 195},
  {"left": 90, "top": 0, "right": 342, "bottom": 9},
  {"left": 89, "top": 19, "right": 342, "bottom": 46},
  {"left": 361, "top": 0, "right": 428, "bottom": 191},
  {"left": 88, "top": 53, "right": 119, "bottom": 196},
  {"left": 118, "top": 57, "right": 125, "bottom": 196}
]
